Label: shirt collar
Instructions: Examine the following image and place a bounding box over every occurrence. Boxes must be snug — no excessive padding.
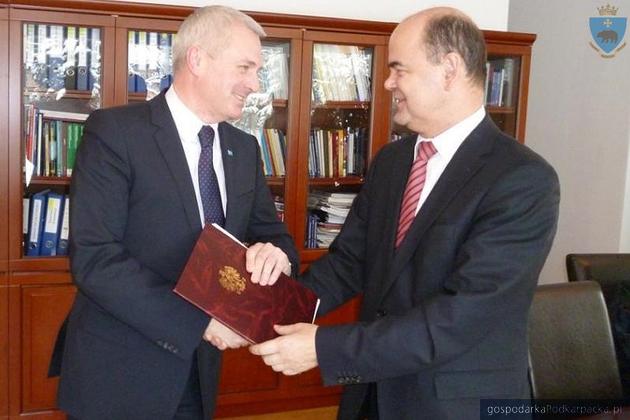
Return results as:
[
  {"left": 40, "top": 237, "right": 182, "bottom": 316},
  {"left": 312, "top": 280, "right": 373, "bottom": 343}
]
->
[
  {"left": 165, "top": 86, "right": 219, "bottom": 144},
  {"left": 415, "top": 106, "right": 486, "bottom": 160}
]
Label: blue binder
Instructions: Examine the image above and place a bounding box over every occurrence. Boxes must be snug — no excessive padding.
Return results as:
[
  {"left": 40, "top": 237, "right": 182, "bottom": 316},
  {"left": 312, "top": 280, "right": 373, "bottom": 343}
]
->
[
  {"left": 26, "top": 189, "right": 50, "bottom": 256},
  {"left": 40, "top": 191, "right": 64, "bottom": 256},
  {"left": 56, "top": 196, "right": 70, "bottom": 256}
]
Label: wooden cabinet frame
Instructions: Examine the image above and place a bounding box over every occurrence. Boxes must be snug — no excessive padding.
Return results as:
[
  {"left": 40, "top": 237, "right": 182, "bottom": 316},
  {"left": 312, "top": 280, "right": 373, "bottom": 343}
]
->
[{"left": 0, "top": 1, "right": 535, "bottom": 418}]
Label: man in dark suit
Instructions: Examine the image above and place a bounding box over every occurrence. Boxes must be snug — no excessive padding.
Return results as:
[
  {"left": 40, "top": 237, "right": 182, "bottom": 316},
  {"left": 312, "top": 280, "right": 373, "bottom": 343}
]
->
[
  {"left": 250, "top": 7, "right": 559, "bottom": 419},
  {"left": 56, "top": 5, "right": 298, "bottom": 420}
]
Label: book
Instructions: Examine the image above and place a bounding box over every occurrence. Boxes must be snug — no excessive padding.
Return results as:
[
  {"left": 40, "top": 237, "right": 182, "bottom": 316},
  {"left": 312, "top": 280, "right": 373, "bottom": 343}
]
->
[{"left": 174, "top": 224, "right": 320, "bottom": 343}]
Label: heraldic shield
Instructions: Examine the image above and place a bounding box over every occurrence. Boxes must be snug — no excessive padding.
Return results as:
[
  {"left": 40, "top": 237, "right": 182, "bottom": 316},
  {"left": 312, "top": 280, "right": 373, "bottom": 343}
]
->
[{"left": 590, "top": 16, "right": 627, "bottom": 54}]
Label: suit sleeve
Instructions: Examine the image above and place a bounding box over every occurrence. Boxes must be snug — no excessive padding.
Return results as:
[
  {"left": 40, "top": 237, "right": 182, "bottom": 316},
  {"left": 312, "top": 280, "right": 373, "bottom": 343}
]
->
[
  {"left": 70, "top": 110, "right": 208, "bottom": 360},
  {"left": 314, "top": 158, "right": 560, "bottom": 385},
  {"left": 245, "top": 134, "right": 299, "bottom": 274},
  {"left": 297, "top": 148, "right": 383, "bottom": 313}
]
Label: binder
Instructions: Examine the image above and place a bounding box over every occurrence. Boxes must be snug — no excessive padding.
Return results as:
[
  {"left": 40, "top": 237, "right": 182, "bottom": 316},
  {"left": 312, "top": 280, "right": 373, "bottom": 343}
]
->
[
  {"left": 56, "top": 196, "right": 70, "bottom": 256},
  {"left": 77, "top": 27, "right": 89, "bottom": 90},
  {"left": 40, "top": 191, "right": 64, "bottom": 256},
  {"left": 24, "top": 23, "right": 37, "bottom": 89},
  {"left": 88, "top": 27, "right": 101, "bottom": 91},
  {"left": 26, "top": 189, "right": 50, "bottom": 256},
  {"left": 34, "top": 24, "right": 48, "bottom": 88},
  {"left": 64, "top": 26, "right": 78, "bottom": 90},
  {"left": 127, "top": 30, "right": 136, "bottom": 93},
  {"left": 158, "top": 32, "right": 172, "bottom": 91},
  {"left": 47, "top": 25, "right": 65, "bottom": 91},
  {"left": 147, "top": 31, "right": 159, "bottom": 91},
  {"left": 23, "top": 198, "right": 30, "bottom": 254},
  {"left": 135, "top": 31, "right": 147, "bottom": 93}
]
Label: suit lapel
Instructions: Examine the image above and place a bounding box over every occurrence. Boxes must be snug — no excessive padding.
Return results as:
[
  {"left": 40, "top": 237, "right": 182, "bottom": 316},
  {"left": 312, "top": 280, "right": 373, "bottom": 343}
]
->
[
  {"left": 381, "top": 117, "right": 499, "bottom": 301},
  {"left": 149, "top": 93, "right": 202, "bottom": 234},
  {"left": 378, "top": 137, "right": 418, "bottom": 271},
  {"left": 218, "top": 122, "right": 238, "bottom": 233}
]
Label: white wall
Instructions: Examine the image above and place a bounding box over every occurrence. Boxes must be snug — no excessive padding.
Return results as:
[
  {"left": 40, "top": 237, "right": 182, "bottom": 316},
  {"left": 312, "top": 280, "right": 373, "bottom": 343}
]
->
[
  {"left": 508, "top": 0, "right": 630, "bottom": 283},
  {"left": 109, "top": 0, "right": 510, "bottom": 30}
]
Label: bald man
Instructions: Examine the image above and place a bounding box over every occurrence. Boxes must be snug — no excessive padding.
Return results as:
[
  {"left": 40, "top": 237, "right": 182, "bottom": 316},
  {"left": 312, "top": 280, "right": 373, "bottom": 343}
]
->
[{"left": 251, "top": 8, "right": 559, "bottom": 419}]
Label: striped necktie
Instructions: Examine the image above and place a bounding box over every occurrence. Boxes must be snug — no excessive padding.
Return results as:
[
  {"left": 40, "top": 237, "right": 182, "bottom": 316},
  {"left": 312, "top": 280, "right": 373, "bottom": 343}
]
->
[{"left": 395, "top": 141, "right": 437, "bottom": 248}]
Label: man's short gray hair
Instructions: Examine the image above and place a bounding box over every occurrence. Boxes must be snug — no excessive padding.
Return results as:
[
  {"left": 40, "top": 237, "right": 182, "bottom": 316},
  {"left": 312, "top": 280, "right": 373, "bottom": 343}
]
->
[{"left": 172, "top": 5, "right": 266, "bottom": 74}]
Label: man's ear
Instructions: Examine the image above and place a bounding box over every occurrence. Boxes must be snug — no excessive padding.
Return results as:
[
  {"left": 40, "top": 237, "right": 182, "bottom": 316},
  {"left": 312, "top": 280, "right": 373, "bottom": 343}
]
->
[
  {"left": 186, "top": 46, "right": 204, "bottom": 77},
  {"left": 442, "top": 52, "right": 461, "bottom": 89}
]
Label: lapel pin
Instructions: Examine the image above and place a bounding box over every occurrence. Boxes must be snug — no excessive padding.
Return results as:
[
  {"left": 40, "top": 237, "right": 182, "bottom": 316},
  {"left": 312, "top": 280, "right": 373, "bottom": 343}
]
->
[{"left": 227, "top": 149, "right": 234, "bottom": 156}]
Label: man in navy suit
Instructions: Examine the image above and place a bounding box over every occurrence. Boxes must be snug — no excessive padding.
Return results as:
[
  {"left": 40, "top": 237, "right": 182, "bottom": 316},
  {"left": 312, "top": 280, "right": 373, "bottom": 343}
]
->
[
  {"left": 251, "top": 7, "right": 559, "bottom": 419},
  {"left": 56, "top": 5, "right": 298, "bottom": 419}
]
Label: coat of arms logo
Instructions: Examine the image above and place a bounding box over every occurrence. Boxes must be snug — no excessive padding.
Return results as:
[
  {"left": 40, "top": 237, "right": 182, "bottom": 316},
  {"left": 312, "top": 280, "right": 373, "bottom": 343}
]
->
[
  {"left": 218, "top": 266, "right": 246, "bottom": 295},
  {"left": 589, "top": 4, "right": 627, "bottom": 57}
]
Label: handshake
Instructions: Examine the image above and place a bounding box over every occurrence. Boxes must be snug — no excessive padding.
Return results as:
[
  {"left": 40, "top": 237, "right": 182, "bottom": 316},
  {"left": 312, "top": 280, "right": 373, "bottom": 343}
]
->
[
  {"left": 202, "top": 317, "right": 319, "bottom": 377},
  {"left": 200, "top": 242, "right": 319, "bottom": 376}
]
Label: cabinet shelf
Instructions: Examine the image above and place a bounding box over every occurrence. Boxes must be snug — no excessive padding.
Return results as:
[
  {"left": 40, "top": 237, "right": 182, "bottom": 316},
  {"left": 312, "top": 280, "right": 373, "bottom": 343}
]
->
[
  {"left": 265, "top": 176, "right": 285, "bottom": 186},
  {"left": 487, "top": 105, "right": 516, "bottom": 114},
  {"left": 308, "top": 176, "right": 364, "bottom": 186},
  {"left": 9, "top": 256, "right": 70, "bottom": 273},
  {"left": 26, "top": 176, "right": 71, "bottom": 186},
  {"left": 23, "top": 88, "right": 96, "bottom": 100},
  {"left": 313, "top": 100, "right": 370, "bottom": 109}
]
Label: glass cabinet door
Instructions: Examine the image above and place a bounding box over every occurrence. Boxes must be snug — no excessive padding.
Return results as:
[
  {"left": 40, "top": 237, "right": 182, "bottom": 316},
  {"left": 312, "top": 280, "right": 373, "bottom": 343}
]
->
[
  {"left": 232, "top": 39, "right": 293, "bottom": 224},
  {"left": 305, "top": 43, "right": 373, "bottom": 249},
  {"left": 20, "top": 20, "right": 105, "bottom": 259},
  {"left": 296, "top": 32, "right": 388, "bottom": 254},
  {"left": 127, "top": 29, "right": 176, "bottom": 102},
  {"left": 484, "top": 55, "right": 521, "bottom": 137},
  {"left": 114, "top": 17, "right": 181, "bottom": 104}
]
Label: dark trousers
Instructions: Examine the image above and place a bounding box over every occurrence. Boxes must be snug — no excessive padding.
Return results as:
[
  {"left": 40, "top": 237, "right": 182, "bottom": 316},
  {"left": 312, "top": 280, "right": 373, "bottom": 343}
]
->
[
  {"left": 67, "top": 353, "right": 204, "bottom": 420},
  {"left": 357, "top": 383, "right": 379, "bottom": 420},
  {"left": 174, "top": 351, "right": 204, "bottom": 420}
]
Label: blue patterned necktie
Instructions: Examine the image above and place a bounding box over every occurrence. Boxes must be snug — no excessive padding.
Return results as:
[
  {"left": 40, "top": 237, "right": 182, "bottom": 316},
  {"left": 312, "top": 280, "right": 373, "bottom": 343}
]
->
[{"left": 198, "top": 125, "right": 225, "bottom": 227}]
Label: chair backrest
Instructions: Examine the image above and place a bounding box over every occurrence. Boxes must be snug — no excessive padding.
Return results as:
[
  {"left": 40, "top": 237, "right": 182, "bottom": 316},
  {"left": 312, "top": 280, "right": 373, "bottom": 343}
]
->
[
  {"left": 566, "top": 253, "right": 630, "bottom": 301},
  {"left": 528, "top": 281, "right": 623, "bottom": 399}
]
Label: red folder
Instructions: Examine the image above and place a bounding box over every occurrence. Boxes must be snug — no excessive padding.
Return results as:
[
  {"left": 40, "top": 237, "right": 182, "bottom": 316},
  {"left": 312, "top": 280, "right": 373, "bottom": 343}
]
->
[{"left": 174, "top": 224, "right": 319, "bottom": 343}]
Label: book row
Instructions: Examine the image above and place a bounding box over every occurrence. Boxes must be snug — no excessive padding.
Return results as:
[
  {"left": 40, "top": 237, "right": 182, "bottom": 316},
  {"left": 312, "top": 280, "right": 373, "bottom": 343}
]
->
[
  {"left": 308, "top": 127, "right": 368, "bottom": 178},
  {"left": 23, "top": 23, "right": 101, "bottom": 92},
  {"left": 23, "top": 190, "right": 70, "bottom": 257},
  {"left": 256, "top": 128, "right": 287, "bottom": 177},
  {"left": 485, "top": 58, "right": 516, "bottom": 107},
  {"left": 24, "top": 105, "right": 86, "bottom": 180}
]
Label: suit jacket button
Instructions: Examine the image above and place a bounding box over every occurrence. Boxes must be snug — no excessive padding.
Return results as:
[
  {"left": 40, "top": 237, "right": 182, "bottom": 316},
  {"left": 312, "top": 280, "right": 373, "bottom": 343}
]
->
[{"left": 376, "top": 310, "right": 387, "bottom": 318}]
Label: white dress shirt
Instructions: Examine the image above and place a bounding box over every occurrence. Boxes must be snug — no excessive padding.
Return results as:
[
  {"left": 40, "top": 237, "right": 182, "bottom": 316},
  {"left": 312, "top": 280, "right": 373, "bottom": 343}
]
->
[
  {"left": 165, "top": 86, "right": 227, "bottom": 226},
  {"left": 412, "top": 106, "right": 486, "bottom": 215}
]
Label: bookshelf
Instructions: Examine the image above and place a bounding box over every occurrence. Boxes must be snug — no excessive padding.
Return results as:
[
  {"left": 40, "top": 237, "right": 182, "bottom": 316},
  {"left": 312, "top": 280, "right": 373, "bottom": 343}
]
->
[{"left": 0, "top": 1, "right": 535, "bottom": 418}]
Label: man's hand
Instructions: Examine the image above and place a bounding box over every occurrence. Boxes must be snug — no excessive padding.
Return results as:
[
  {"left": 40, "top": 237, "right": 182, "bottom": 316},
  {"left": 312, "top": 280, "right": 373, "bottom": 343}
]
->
[
  {"left": 246, "top": 242, "right": 291, "bottom": 286},
  {"left": 249, "top": 323, "right": 318, "bottom": 375},
  {"left": 203, "top": 318, "right": 249, "bottom": 350}
]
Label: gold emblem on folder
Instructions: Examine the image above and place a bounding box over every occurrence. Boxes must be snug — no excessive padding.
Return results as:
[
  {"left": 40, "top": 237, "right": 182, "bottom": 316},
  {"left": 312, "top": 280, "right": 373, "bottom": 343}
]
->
[{"left": 218, "top": 266, "right": 246, "bottom": 295}]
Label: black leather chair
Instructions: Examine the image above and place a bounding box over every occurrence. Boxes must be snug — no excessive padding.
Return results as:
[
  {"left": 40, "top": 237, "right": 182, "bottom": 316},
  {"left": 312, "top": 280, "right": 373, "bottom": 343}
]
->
[
  {"left": 566, "top": 253, "right": 630, "bottom": 301},
  {"left": 566, "top": 253, "right": 630, "bottom": 396},
  {"left": 528, "top": 281, "right": 623, "bottom": 399}
]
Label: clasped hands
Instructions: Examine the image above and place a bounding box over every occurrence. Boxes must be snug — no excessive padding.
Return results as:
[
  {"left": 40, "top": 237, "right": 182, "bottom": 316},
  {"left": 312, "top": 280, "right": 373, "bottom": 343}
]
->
[{"left": 202, "top": 242, "right": 318, "bottom": 375}]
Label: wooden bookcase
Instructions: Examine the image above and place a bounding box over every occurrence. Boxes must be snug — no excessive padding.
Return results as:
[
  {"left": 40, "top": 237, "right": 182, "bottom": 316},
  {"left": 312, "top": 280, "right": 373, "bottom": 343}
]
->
[{"left": 0, "top": 1, "right": 535, "bottom": 418}]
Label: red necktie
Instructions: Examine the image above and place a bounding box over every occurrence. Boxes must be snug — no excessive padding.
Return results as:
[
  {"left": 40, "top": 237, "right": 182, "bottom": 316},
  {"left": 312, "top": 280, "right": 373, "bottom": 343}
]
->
[{"left": 395, "top": 141, "right": 437, "bottom": 248}]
